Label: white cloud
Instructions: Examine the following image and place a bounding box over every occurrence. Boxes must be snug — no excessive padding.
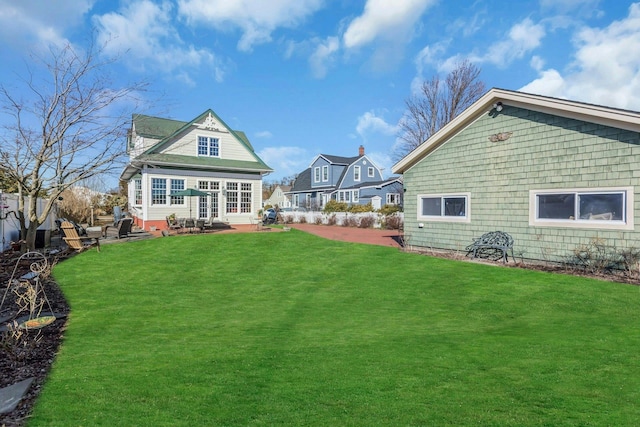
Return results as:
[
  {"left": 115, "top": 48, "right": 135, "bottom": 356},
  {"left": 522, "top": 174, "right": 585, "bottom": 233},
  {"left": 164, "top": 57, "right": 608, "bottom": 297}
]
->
[
  {"left": 343, "top": 0, "right": 434, "bottom": 49},
  {"left": 94, "top": 0, "right": 224, "bottom": 83},
  {"left": 0, "top": 0, "right": 93, "bottom": 48},
  {"left": 177, "top": 0, "right": 324, "bottom": 52},
  {"left": 521, "top": 3, "right": 640, "bottom": 110},
  {"left": 474, "top": 18, "right": 546, "bottom": 67},
  {"left": 258, "top": 146, "right": 310, "bottom": 179},
  {"left": 540, "top": 0, "right": 602, "bottom": 17},
  {"left": 341, "top": 0, "right": 436, "bottom": 73},
  {"left": 255, "top": 130, "right": 273, "bottom": 138},
  {"left": 356, "top": 111, "right": 399, "bottom": 140},
  {"left": 309, "top": 36, "right": 340, "bottom": 78},
  {"left": 367, "top": 151, "right": 395, "bottom": 178}
]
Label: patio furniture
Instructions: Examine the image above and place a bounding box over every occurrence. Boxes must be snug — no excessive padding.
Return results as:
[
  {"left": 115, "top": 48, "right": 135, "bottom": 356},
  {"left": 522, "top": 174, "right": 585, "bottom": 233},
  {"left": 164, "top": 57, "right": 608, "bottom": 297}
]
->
[
  {"left": 60, "top": 221, "right": 100, "bottom": 252},
  {"left": 104, "top": 218, "right": 133, "bottom": 239},
  {"left": 251, "top": 216, "right": 269, "bottom": 231},
  {"left": 202, "top": 217, "right": 231, "bottom": 230},
  {"left": 465, "top": 231, "right": 514, "bottom": 263},
  {"left": 166, "top": 216, "right": 182, "bottom": 233},
  {"left": 183, "top": 218, "right": 196, "bottom": 233},
  {"left": 195, "top": 219, "right": 205, "bottom": 233}
]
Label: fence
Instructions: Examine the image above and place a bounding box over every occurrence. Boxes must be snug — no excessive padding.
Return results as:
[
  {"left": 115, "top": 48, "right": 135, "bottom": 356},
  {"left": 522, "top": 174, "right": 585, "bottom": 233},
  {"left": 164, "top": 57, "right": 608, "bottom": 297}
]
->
[{"left": 276, "top": 211, "right": 403, "bottom": 229}]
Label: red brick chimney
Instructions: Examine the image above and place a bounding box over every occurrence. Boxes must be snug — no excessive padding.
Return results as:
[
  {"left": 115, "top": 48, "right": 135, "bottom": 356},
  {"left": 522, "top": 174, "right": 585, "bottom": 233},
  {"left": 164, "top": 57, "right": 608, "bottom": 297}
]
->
[{"left": 359, "top": 145, "right": 365, "bottom": 156}]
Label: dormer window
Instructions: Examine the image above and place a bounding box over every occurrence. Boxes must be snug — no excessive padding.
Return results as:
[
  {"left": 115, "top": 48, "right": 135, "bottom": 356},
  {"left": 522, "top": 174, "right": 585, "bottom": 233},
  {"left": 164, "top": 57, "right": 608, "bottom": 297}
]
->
[
  {"left": 198, "top": 136, "right": 219, "bottom": 157},
  {"left": 354, "top": 166, "right": 361, "bottom": 181}
]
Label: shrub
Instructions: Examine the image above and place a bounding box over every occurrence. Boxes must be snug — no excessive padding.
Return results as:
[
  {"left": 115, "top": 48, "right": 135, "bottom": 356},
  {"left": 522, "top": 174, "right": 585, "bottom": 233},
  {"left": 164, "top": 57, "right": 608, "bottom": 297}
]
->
[
  {"left": 298, "top": 215, "right": 307, "bottom": 224},
  {"left": 326, "top": 213, "right": 337, "bottom": 226},
  {"left": 565, "top": 238, "right": 640, "bottom": 278},
  {"left": 348, "top": 203, "right": 374, "bottom": 213},
  {"left": 324, "top": 200, "right": 348, "bottom": 213},
  {"left": 342, "top": 215, "right": 359, "bottom": 227},
  {"left": 378, "top": 204, "right": 402, "bottom": 216},
  {"left": 383, "top": 214, "right": 403, "bottom": 230},
  {"left": 314, "top": 215, "right": 324, "bottom": 225},
  {"left": 281, "top": 214, "right": 294, "bottom": 224},
  {"left": 358, "top": 215, "right": 376, "bottom": 228}
]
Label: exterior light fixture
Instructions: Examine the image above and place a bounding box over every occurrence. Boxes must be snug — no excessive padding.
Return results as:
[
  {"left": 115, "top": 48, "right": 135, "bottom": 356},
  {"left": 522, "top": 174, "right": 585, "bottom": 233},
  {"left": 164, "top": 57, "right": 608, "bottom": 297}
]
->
[{"left": 493, "top": 101, "right": 503, "bottom": 112}]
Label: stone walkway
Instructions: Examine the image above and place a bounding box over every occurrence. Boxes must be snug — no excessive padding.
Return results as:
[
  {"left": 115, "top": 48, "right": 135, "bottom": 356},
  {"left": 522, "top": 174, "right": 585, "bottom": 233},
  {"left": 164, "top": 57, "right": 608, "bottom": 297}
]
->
[
  {"left": 150, "top": 223, "right": 404, "bottom": 248},
  {"left": 288, "top": 224, "right": 403, "bottom": 248}
]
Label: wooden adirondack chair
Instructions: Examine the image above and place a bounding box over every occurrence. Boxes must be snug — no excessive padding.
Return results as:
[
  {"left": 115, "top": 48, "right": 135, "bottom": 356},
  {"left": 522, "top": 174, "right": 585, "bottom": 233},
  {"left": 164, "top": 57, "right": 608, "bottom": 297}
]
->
[{"left": 60, "top": 221, "right": 100, "bottom": 252}]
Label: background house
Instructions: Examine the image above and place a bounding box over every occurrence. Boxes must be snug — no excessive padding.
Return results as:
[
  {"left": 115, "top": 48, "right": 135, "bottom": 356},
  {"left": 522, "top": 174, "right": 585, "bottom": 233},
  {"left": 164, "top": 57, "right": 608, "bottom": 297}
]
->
[
  {"left": 393, "top": 88, "right": 640, "bottom": 263},
  {"left": 263, "top": 184, "right": 291, "bottom": 210},
  {"left": 121, "top": 110, "right": 272, "bottom": 230},
  {"left": 287, "top": 146, "right": 402, "bottom": 210}
]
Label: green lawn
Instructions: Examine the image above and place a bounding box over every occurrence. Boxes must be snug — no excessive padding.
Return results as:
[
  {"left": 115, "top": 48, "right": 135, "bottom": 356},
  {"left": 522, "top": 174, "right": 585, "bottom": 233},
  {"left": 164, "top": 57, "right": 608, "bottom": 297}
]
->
[{"left": 31, "top": 230, "right": 640, "bottom": 426}]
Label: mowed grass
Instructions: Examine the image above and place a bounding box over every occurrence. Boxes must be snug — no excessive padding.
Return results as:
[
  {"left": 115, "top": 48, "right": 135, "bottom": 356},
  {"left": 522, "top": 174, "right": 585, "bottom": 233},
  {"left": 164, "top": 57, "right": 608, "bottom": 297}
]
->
[{"left": 31, "top": 230, "right": 640, "bottom": 426}]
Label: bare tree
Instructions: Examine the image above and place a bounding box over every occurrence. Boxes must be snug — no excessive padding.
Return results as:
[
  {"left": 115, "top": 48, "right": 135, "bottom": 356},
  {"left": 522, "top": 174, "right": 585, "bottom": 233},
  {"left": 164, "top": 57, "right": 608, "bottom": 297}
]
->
[
  {"left": 396, "top": 60, "right": 485, "bottom": 159},
  {"left": 0, "top": 41, "right": 146, "bottom": 250}
]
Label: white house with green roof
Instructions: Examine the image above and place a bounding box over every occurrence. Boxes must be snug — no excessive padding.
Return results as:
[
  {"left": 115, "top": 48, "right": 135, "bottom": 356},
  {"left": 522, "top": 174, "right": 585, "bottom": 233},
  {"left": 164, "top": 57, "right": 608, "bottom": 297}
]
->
[
  {"left": 393, "top": 88, "right": 640, "bottom": 263},
  {"left": 121, "top": 109, "right": 272, "bottom": 230}
]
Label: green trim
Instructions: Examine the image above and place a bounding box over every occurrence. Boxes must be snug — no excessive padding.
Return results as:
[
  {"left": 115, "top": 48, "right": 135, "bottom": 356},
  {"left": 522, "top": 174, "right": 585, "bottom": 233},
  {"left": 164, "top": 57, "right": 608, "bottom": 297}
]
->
[{"left": 135, "top": 153, "right": 272, "bottom": 172}]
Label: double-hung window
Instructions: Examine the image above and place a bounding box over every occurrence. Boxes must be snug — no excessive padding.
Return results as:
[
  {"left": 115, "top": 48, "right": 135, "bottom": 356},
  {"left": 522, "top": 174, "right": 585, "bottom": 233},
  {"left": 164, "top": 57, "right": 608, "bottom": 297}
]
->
[
  {"left": 368, "top": 167, "right": 375, "bottom": 178},
  {"left": 197, "top": 136, "right": 219, "bottom": 157},
  {"left": 322, "top": 165, "right": 329, "bottom": 182},
  {"left": 151, "top": 178, "right": 167, "bottom": 205},
  {"left": 314, "top": 167, "right": 320, "bottom": 183},
  {"left": 354, "top": 166, "right": 361, "bottom": 181},
  {"left": 151, "top": 178, "right": 185, "bottom": 205},
  {"left": 134, "top": 179, "right": 142, "bottom": 205},
  {"left": 530, "top": 187, "right": 633, "bottom": 229},
  {"left": 170, "top": 179, "right": 185, "bottom": 205},
  {"left": 418, "top": 193, "right": 470, "bottom": 222},
  {"left": 240, "top": 183, "right": 252, "bottom": 213},
  {"left": 226, "top": 182, "right": 238, "bottom": 213},
  {"left": 386, "top": 193, "right": 400, "bottom": 205}
]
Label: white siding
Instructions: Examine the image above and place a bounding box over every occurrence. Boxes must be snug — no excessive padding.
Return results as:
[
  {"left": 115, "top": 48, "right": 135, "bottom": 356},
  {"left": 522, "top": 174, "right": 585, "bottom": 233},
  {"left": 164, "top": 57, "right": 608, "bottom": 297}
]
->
[{"left": 163, "top": 128, "right": 255, "bottom": 161}]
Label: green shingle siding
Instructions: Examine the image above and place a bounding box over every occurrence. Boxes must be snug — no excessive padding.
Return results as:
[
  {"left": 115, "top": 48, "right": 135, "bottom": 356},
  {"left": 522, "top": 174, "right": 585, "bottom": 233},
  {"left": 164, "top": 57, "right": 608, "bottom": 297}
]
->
[{"left": 404, "top": 105, "right": 640, "bottom": 262}]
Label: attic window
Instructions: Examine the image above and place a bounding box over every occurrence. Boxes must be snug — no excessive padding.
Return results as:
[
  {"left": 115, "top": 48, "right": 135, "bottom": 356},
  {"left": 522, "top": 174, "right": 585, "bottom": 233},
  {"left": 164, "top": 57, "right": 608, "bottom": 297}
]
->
[{"left": 198, "top": 136, "right": 219, "bottom": 157}]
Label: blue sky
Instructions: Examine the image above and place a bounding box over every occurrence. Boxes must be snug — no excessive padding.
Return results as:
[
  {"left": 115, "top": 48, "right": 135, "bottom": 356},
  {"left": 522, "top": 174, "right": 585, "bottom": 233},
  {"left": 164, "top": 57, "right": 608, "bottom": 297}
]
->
[{"left": 1, "top": 0, "right": 639, "bottom": 187}]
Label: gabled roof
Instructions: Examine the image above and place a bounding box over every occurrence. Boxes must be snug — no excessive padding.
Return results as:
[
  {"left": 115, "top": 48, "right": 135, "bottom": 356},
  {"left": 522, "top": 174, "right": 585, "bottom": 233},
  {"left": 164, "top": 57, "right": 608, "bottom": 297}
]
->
[
  {"left": 309, "top": 154, "right": 360, "bottom": 167},
  {"left": 340, "top": 177, "right": 403, "bottom": 190},
  {"left": 123, "top": 109, "right": 272, "bottom": 180},
  {"left": 392, "top": 88, "right": 640, "bottom": 174},
  {"left": 139, "top": 109, "right": 258, "bottom": 158},
  {"left": 133, "top": 114, "right": 185, "bottom": 139}
]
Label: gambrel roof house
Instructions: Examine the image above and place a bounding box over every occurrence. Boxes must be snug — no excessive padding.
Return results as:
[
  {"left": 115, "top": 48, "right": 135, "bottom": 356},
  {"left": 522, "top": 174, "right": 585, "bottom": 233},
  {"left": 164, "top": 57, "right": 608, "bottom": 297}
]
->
[
  {"left": 288, "top": 146, "right": 403, "bottom": 211},
  {"left": 393, "top": 88, "right": 640, "bottom": 263},
  {"left": 121, "top": 110, "right": 272, "bottom": 231}
]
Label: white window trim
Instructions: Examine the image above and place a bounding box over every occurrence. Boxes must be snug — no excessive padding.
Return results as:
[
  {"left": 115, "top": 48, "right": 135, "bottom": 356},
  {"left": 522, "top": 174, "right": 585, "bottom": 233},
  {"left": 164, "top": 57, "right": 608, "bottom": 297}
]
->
[
  {"left": 322, "top": 165, "right": 329, "bottom": 182},
  {"left": 368, "top": 167, "right": 374, "bottom": 178},
  {"left": 354, "top": 165, "right": 361, "bottom": 182},
  {"left": 197, "top": 135, "right": 220, "bottom": 158},
  {"left": 417, "top": 192, "right": 471, "bottom": 223},
  {"left": 386, "top": 193, "right": 400, "bottom": 205},
  {"left": 529, "top": 187, "right": 634, "bottom": 230},
  {"left": 314, "top": 167, "right": 320, "bottom": 183}
]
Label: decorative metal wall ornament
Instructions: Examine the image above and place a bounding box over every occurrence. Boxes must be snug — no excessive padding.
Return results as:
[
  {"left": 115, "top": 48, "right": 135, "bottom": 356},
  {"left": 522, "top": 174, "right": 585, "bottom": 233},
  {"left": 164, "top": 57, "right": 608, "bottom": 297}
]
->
[{"left": 488, "top": 132, "right": 513, "bottom": 142}]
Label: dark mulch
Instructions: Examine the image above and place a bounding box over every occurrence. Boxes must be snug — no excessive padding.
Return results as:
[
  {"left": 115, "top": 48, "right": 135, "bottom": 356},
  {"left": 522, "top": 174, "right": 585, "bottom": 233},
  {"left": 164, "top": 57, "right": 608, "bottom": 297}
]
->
[{"left": 0, "top": 250, "right": 70, "bottom": 427}]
